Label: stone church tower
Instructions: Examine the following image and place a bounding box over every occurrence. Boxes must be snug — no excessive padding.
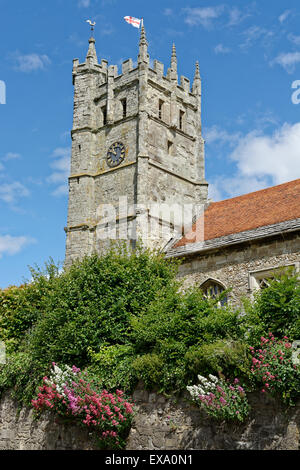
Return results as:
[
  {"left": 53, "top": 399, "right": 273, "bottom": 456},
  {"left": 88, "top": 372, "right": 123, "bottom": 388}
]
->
[{"left": 65, "top": 27, "right": 208, "bottom": 266}]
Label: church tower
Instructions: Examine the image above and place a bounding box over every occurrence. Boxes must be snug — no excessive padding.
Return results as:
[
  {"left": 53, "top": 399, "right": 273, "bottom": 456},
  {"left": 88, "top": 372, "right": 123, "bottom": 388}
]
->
[{"left": 65, "top": 27, "right": 208, "bottom": 266}]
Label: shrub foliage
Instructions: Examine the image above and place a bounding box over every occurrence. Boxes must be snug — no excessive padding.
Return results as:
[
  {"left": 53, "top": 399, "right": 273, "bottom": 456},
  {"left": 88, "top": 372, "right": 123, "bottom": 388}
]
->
[{"left": 0, "top": 247, "right": 299, "bottom": 408}]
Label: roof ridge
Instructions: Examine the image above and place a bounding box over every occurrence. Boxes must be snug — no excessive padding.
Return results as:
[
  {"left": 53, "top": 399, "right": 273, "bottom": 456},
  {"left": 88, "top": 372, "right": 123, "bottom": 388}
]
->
[
  {"left": 174, "top": 178, "right": 300, "bottom": 248},
  {"left": 209, "top": 178, "right": 300, "bottom": 206}
]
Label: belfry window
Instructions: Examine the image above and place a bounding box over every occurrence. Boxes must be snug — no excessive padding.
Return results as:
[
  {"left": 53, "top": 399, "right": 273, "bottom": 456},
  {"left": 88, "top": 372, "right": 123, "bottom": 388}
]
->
[
  {"left": 179, "top": 110, "right": 185, "bottom": 130},
  {"left": 167, "top": 140, "right": 173, "bottom": 155},
  {"left": 121, "top": 98, "right": 127, "bottom": 119},
  {"left": 102, "top": 105, "right": 107, "bottom": 126},
  {"left": 200, "top": 279, "right": 228, "bottom": 306},
  {"left": 158, "top": 99, "right": 164, "bottom": 120}
]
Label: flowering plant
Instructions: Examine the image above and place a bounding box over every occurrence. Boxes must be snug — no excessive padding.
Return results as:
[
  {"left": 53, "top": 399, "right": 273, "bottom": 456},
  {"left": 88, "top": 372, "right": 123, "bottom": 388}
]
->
[
  {"left": 187, "top": 374, "right": 249, "bottom": 422},
  {"left": 32, "top": 363, "right": 134, "bottom": 449},
  {"left": 250, "top": 333, "right": 300, "bottom": 405}
]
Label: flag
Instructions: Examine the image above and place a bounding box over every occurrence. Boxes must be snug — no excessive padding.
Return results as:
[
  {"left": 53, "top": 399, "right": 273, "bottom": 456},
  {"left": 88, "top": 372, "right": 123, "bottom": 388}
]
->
[{"left": 124, "top": 16, "right": 142, "bottom": 28}]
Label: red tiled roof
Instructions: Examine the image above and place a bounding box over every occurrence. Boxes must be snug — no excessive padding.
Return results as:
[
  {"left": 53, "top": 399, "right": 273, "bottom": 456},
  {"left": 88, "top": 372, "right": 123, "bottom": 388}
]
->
[{"left": 175, "top": 179, "right": 300, "bottom": 248}]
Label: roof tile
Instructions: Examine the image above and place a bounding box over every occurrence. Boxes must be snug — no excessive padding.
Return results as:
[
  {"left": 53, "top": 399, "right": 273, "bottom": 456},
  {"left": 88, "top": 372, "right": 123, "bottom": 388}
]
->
[{"left": 175, "top": 178, "right": 300, "bottom": 248}]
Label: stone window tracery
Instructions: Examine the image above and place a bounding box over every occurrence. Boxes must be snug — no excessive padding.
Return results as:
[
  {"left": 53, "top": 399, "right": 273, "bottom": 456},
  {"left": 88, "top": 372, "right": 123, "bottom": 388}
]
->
[
  {"left": 200, "top": 279, "right": 228, "bottom": 306},
  {"left": 249, "top": 263, "right": 299, "bottom": 293}
]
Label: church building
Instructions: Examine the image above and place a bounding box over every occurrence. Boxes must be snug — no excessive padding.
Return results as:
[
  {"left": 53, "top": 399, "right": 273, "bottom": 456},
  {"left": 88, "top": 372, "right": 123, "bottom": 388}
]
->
[{"left": 65, "top": 27, "right": 300, "bottom": 306}]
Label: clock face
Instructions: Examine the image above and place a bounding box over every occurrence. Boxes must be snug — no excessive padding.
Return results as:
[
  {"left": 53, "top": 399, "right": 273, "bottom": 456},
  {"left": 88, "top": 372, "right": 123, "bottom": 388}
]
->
[{"left": 106, "top": 141, "right": 126, "bottom": 168}]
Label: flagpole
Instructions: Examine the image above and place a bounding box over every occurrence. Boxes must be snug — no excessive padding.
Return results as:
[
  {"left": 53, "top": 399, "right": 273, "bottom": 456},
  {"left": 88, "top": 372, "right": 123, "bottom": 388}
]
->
[{"left": 141, "top": 18, "right": 144, "bottom": 28}]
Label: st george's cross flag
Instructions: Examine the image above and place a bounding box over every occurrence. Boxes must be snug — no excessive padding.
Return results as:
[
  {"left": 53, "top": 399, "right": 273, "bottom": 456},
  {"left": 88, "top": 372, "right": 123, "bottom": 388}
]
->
[{"left": 124, "top": 16, "right": 142, "bottom": 28}]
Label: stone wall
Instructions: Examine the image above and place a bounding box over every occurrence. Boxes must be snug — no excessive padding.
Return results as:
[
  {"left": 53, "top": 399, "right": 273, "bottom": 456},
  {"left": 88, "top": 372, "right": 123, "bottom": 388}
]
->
[
  {"left": 127, "top": 385, "right": 300, "bottom": 451},
  {"left": 178, "top": 232, "right": 300, "bottom": 306},
  {"left": 0, "top": 388, "right": 299, "bottom": 450},
  {"left": 0, "top": 392, "right": 97, "bottom": 450}
]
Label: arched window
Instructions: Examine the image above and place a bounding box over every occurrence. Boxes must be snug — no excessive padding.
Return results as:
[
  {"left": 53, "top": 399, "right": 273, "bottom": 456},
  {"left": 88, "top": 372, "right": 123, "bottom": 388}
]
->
[{"left": 200, "top": 279, "right": 228, "bottom": 306}]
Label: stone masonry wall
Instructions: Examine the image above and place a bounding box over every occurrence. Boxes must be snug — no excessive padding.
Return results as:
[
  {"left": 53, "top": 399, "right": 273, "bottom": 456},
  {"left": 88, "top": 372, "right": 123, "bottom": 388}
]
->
[
  {"left": 0, "top": 392, "right": 98, "bottom": 450},
  {"left": 127, "top": 385, "right": 300, "bottom": 450},
  {"left": 178, "top": 232, "right": 300, "bottom": 306},
  {"left": 0, "top": 388, "right": 299, "bottom": 450}
]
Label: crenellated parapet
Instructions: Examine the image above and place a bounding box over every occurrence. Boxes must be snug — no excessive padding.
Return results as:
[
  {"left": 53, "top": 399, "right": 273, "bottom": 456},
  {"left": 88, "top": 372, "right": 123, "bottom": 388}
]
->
[{"left": 72, "top": 29, "right": 202, "bottom": 127}]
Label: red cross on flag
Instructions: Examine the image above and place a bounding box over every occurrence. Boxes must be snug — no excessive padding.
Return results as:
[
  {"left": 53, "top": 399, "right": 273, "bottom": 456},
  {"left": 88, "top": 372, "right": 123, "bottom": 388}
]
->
[{"left": 124, "top": 16, "right": 142, "bottom": 28}]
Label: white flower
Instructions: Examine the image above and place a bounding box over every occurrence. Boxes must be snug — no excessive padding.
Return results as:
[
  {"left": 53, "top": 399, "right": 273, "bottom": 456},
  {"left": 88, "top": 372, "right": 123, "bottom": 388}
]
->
[
  {"left": 209, "top": 374, "right": 219, "bottom": 383},
  {"left": 197, "top": 375, "right": 208, "bottom": 384},
  {"left": 188, "top": 385, "right": 198, "bottom": 396}
]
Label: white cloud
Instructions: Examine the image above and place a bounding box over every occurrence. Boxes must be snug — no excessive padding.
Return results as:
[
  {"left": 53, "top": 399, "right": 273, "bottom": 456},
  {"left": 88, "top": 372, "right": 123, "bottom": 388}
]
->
[
  {"left": 183, "top": 5, "right": 250, "bottom": 29},
  {"left": 288, "top": 33, "right": 300, "bottom": 46},
  {"left": 240, "top": 26, "right": 274, "bottom": 50},
  {"left": 13, "top": 53, "right": 51, "bottom": 73},
  {"left": 208, "top": 122, "right": 300, "bottom": 200},
  {"left": 183, "top": 6, "right": 224, "bottom": 28},
  {"left": 0, "top": 235, "right": 36, "bottom": 258},
  {"left": 254, "top": 111, "right": 279, "bottom": 129},
  {"left": 230, "top": 123, "right": 300, "bottom": 182},
  {"left": 164, "top": 8, "right": 173, "bottom": 16},
  {"left": 214, "top": 43, "right": 231, "bottom": 54},
  {"left": 0, "top": 182, "right": 30, "bottom": 204},
  {"left": 279, "top": 10, "right": 291, "bottom": 23},
  {"left": 271, "top": 52, "right": 300, "bottom": 73},
  {"left": 78, "top": 0, "right": 90, "bottom": 7},
  {"left": 208, "top": 175, "right": 269, "bottom": 201},
  {"left": 227, "top": 7, "right": 249, "bottom": 26},
  {"left": 48, "top": 147, "right": 70, "bottom": 196},
  {"left": 2, "top": 152, "right": 21, "bottom": 161},
  {"left": 204, "top": 125, "right": 240, "bottom": 147}
]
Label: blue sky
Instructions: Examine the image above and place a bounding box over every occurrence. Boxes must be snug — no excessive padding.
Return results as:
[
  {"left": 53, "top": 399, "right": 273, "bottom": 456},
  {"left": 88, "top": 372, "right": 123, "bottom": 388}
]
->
[{"left": 1, "top": 0, "right": 300, "bottom": 288}]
